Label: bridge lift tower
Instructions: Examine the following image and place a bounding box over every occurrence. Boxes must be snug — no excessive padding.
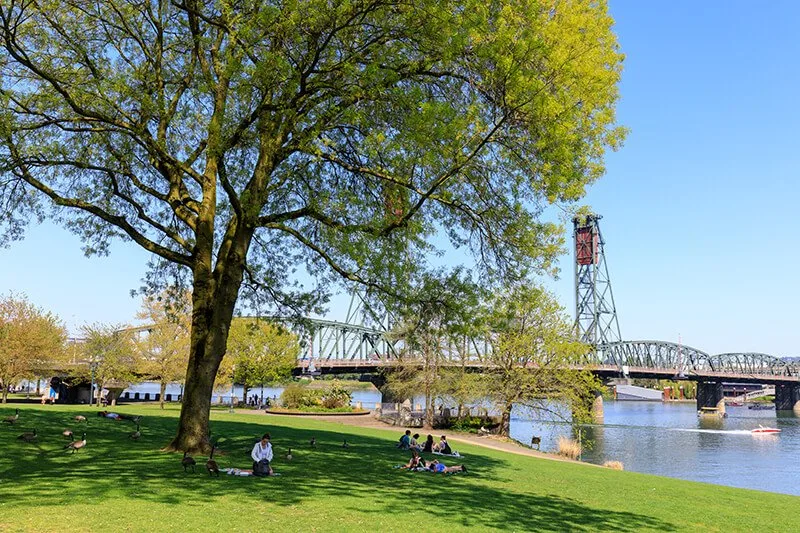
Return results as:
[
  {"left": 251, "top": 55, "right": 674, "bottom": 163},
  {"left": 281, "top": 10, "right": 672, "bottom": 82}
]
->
[{"left": 573, "top": 214, "right": 621, "bottom": 347}]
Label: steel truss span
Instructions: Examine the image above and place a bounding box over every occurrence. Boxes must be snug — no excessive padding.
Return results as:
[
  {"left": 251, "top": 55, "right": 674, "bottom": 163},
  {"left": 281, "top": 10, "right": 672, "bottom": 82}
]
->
[{"left": 598, "top": 341, "right": 798, "bottom": 377}]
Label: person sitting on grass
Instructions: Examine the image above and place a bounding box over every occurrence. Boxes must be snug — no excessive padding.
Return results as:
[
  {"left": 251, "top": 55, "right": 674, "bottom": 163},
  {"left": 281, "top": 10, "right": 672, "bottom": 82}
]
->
[
  {"left": 422, "top": 434, "right": 435, "bottom": 453},
  {"left": 251, "top": 433, "right": 274, "bottom": 476},
  {"left": 434, "top": 435, "right": 453, "bottom": 455},
  {"left": 397, "top": 429, "right": 411, "bottom": 450},
  {"left": 410, "top": 433, "right": 420, "bottom": 450},
  {"left": 428, "top": 459, "right": 467, "bottom": 474},
  {"left": 399, "top": 450, "right": 426, "bottom": 470}
]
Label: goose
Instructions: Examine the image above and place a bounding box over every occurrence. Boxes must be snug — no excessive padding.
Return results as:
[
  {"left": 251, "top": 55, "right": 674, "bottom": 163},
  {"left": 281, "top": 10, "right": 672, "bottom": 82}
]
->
[
  {"left": 17, "top": 429, "right": 37, "bottom": 442},
  {"left": 309, "top": 437, "right": 316, "bottom": 448},
  {"left": 63, "top": 429, "right": 74, "bottom": 439},
  {"left": 129, "top": 424, "right": 141, "bottom": 441},
  {"left": 182, "top": 451, "right": 196, "bottom": 473},
  {"left": 74, "top": 415, "right": 87, "bottom": 422},
  {"left": 342, "top": 440, "right": 349, "bottom": 448},
  {"left": 205, "top": 446, "right": 220, "bottom": 477},
  {"left": 285, "top": 448, "right": 293, "bottom": 461},
  {"left": 65, "top": 433, "right": 87, "bottom": 453},
  {"left": 3, "top": 409, "right": 19, "bottom": 424}
]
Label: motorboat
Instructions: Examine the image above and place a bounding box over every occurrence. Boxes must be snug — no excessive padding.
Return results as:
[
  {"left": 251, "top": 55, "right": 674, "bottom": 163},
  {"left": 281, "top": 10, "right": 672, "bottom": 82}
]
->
[
  {"left": 697, "top": 407, "right": 726, "bottom": 418},
  {"left": 747, "top": 403, "right": 775, "bottom": 410},
  {"left": 751, "top": 426, "right": 781, "bottom": 434}
]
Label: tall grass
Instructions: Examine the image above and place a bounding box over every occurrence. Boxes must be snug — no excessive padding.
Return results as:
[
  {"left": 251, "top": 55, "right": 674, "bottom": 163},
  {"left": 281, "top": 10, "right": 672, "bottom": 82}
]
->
[
  {"left": 603, "top": 460, "right": 624, "bottom": 470},
  {"left": 556, "top": 436, "right": 581, "bottom": 460}
]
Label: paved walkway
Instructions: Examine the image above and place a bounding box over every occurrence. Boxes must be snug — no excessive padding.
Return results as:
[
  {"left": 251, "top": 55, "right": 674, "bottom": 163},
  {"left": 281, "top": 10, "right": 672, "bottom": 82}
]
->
[{"left": 237, "top": 409, "right": 583, "bottom": 464}]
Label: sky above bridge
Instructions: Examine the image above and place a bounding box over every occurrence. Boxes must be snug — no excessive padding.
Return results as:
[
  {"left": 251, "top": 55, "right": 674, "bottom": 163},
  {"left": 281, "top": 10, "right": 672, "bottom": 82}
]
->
[{"left": 2, "top": 1, "right": 799, "bottom": 356}]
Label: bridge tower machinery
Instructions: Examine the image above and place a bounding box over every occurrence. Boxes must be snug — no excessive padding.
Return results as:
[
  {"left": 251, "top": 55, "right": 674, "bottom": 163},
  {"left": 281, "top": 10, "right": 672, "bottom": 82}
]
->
[{"left": 573, "top": 214, "right": 621, "bottom": 347}]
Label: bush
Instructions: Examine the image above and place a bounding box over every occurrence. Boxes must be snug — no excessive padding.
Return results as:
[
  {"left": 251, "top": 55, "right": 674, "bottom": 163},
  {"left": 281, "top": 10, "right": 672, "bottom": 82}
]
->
[
  {"left": 320, "top": 383, "right": 351, "bottom": 409},
  {"left": 556, "top": 436, "right": 581, "bottom": 460},
  {"left": 449, "top": 416, "right": 485, "bottom": 433},
  {"left": 280, "top": 384, "right": 321, "bottom": 409}
]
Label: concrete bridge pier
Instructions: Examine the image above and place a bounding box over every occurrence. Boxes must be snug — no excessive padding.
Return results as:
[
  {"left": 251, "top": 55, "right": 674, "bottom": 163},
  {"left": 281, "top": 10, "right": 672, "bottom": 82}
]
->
[
  {"left": 774, "top": 383, "right": 800, "bottom": 414},
  {"left": 696, "top": 381, "right": 725, "bottom": 414},
  {"left": 575, "top": 389, "right": 604, "bottom": 423}
]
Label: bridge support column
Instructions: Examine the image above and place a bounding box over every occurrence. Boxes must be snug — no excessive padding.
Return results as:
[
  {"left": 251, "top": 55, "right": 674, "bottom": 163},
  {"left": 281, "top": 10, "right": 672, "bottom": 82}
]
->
[
  {"left": 591, "top": 389, "right": 604, "bottom": 422},
  {"left": 696, "top": 381, "right": 725, "bottom": 414},
  {"left": 774, "top": 383, "right": 800, "bottom": 413},
  {"left": 575, "top": 389, "right": 604, "bottom": 423}
]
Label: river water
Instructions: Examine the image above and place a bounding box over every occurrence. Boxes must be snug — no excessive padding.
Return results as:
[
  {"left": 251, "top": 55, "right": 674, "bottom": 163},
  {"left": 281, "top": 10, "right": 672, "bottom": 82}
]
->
[
  {"left": 120, "top": 381, "right": 799, "bottom": 496},
  {"left": 510, "top": 401, "right": 800, "bottom": 497}
]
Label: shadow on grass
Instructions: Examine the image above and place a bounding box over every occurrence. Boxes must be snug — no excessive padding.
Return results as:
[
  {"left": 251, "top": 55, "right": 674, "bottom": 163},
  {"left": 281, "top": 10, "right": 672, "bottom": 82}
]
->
[{"left": 0, "top": 406, "right": 676, "bottom": 531}]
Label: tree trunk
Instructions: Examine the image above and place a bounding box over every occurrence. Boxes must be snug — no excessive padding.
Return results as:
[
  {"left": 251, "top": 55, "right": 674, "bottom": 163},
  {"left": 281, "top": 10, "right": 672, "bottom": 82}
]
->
[
  {"left": 110, "top": 392, "right": 117, "bottom": 407},
  {"left": 1, "top": 387, "right": 7, "bottom": 404},
  {"left": 160, "top": 381, "right": 167, "bottom": 410},
  {"left": 166, "top": 239, "right": 250, "bottom": 453},
  {"left": 500, "top": 403, "right": 513, "bottom": 437}
]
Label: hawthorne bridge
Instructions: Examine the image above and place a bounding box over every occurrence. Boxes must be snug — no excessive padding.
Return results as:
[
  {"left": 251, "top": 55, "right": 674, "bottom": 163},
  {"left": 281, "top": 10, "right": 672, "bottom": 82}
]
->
[{"left": 281, "top": 214, "right": 800, "bottom": 414}]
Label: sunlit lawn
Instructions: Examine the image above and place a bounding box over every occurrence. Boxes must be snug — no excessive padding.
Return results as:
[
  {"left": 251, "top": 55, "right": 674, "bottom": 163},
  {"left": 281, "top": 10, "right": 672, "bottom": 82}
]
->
[{"left": 1, "top": 404, "right": 798, "bottom": 532}]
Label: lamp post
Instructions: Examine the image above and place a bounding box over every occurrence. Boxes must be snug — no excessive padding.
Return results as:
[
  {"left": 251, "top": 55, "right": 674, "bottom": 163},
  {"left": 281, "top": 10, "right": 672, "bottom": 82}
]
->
[
  {"left": 89, "top": 360, "right": 99, "bottom": 407},
  {"left": 229, "top": 364, "right": 236, "bottom": 413}
]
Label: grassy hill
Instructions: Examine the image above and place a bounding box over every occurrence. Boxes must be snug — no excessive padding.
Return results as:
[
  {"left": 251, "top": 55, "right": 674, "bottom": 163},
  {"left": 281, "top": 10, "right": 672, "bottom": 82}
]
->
[{"left": 0, "top": 404, "right": 797, "bottom": 532}]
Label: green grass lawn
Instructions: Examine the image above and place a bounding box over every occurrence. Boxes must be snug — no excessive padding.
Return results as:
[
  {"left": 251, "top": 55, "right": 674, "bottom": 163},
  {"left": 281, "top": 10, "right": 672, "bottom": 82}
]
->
[{"left": 0, "top": 404, "right": 797, "bottom": 532}]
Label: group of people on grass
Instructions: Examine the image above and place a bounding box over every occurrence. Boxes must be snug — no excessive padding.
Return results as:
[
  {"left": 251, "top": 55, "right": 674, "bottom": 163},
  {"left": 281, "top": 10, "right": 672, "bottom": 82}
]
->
[
  {"left": 397, "top": 430, "right": 466, "bottom": 474},
  {"left": 398, "top": 430, "right": 453, "bottom": 455},
  {"left": 399, "top": 449, "right": 467, "bottom": 474}
]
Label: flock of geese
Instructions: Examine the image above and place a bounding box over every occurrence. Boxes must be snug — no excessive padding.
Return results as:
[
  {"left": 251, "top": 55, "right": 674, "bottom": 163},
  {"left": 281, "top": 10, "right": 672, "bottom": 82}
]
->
[
  {"left": 5, "top": 409, "right": 91, "bottom": 452},
  {"left": 5, "top": 407, "right": 353, "bottom": 475}
]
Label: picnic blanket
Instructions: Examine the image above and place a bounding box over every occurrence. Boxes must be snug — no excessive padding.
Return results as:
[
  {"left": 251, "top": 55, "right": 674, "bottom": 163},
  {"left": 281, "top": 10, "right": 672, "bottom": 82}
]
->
[
  {"left": 432, "top": 451, "right": 463, "bottom": 458},
  {"left": 223, "top": 468, "right": 281, "bottom": 477}
]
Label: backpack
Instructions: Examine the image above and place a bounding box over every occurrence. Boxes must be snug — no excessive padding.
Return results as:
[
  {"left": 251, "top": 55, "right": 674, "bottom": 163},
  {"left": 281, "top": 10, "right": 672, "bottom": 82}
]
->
[{"left": 254, "top": 459, "right": 270, "bottom": 476}]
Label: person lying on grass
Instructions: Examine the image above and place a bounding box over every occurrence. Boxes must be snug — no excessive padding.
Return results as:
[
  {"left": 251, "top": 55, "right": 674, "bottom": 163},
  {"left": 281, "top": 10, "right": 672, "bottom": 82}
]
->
[
  {"left": 399, "top": 450, "right": 426, "bottom": 470},
  {"left": 97, "top": 411, "right": 141, "bottom": 422},
  {"left": 428, "top": 460, "right": 467, "bottom": 474}
]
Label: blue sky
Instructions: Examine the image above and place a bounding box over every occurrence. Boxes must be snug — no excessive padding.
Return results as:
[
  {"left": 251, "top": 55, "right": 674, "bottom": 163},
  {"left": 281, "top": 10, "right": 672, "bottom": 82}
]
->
[{"left": 2, "top": 1, "right": 799, "bottom": 355}]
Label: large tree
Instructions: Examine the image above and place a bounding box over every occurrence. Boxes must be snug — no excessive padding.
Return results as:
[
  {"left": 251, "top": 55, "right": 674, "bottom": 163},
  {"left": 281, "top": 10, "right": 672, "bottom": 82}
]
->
[
  {"left": 0, "top": 0, "right": 624, "bottom": 451},
  {"left": 0, "top": 293, "right": 66, "bottom": 403}
]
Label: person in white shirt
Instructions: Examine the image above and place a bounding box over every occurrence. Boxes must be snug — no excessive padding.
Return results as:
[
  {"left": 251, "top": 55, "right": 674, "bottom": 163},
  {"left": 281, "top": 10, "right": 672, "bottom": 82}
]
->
[{"left": 251, "top": 433, "right": 273, "bottom": 475}]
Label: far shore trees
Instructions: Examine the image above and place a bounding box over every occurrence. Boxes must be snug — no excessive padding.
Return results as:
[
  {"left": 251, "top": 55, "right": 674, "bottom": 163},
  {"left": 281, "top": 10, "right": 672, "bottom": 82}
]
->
[
  {"left": 0, "top": 1, "right": 624, "bottom": 452},
  {"left": 134, "top": 295, "right": 191, "bottom": 409},
  {"left": 0, "top": 293, "right": 67, "bottom": 403}
]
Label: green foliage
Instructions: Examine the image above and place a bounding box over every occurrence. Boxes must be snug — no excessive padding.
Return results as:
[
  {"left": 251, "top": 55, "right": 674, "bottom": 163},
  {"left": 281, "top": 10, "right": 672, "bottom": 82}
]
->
[
  {"left": 281, "top": 382, "right": 352, "bottom": 410},
  {"left": 220, "top": 319, "right": 300, "bottom": 395},
  {"left": 280, "top": 384, "right": 322, "bottom": 409},
  {"left": 76, "top": 323, "right": 140, "bottom": 405},
  {"left": 481, "top": 284, "right": 600, "bottom": 433},
  {"left": 449, "top": 416, "right": 487, "bottom": 433},
  {"left": 0, "top": 293, "right": 67, "bottom": 402},
  {"left": 320, "top": 384, "right": 352, "bottom": 410}
]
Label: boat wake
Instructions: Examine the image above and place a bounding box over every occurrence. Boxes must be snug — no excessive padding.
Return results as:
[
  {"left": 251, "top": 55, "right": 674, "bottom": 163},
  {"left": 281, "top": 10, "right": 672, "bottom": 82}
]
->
[{"left": 670, "top": 428, "right": 753, "bottom": 435}]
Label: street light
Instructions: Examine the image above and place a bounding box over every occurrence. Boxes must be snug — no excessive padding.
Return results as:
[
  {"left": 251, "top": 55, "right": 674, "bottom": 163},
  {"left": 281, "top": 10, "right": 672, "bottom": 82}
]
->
[{"left": 89, "top": 359, "right": 99, "bottom": 407}]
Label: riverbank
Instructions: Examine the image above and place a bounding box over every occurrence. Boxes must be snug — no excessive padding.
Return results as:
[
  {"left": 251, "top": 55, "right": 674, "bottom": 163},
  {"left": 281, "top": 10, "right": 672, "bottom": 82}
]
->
[
  {"left": 1, "top": 404, "right": 798, "bottom": 532},
  {"left": 234, "top": 407, "right": 574, "bottom": 463}
]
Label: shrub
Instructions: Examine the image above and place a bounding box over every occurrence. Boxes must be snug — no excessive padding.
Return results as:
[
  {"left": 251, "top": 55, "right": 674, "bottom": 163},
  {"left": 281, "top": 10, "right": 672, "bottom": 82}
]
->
[
  {"left": 556, "top": 436, "right": 581, "bottom": 460},
  {"left": 280, "top": 384, "right": 321, "bottom": 409},
  {"left": 449, "top": 416, "right": 485, "bottom": 433},
  {"left": 603, "top": 460, "right": 624, "bottom": 470},
  {"left": 320, "top": 383, "right": 351, "bottom": 409}
]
